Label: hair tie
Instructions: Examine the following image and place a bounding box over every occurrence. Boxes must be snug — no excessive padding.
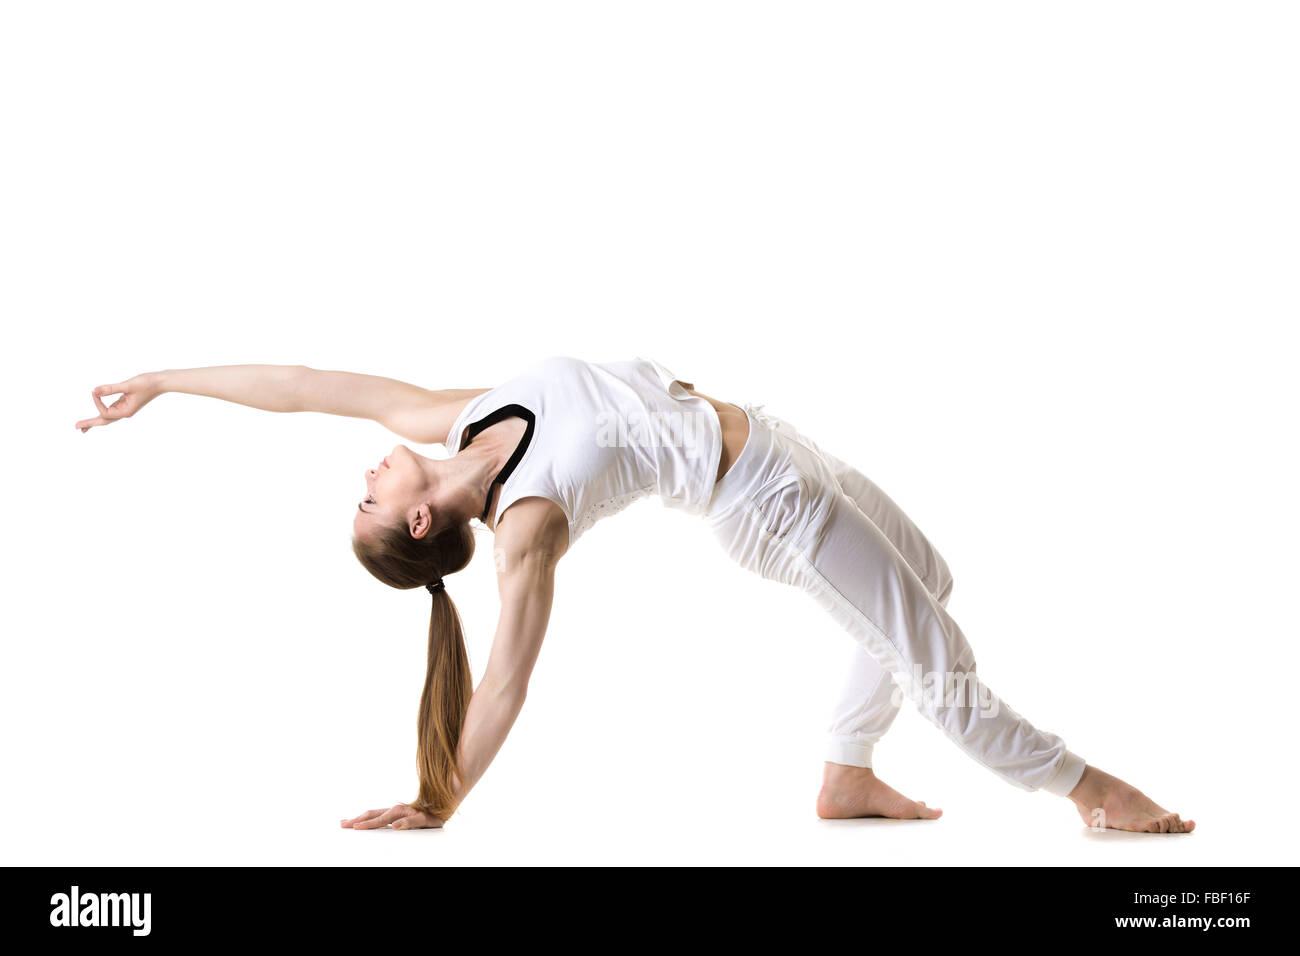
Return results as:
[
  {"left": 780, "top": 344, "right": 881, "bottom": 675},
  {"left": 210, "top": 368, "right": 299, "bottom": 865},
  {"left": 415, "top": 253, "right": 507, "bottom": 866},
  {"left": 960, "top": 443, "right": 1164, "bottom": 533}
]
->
[{"left": 426, "top": 579, "right": 445, "bottom": 595}]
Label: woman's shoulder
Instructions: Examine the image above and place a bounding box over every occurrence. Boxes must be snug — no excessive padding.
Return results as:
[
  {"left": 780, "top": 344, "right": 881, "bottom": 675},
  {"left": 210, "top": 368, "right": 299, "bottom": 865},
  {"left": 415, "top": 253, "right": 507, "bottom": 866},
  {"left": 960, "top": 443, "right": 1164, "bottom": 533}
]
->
[{"left": 534, "top": 355, "right": 592, "bottom": 376}]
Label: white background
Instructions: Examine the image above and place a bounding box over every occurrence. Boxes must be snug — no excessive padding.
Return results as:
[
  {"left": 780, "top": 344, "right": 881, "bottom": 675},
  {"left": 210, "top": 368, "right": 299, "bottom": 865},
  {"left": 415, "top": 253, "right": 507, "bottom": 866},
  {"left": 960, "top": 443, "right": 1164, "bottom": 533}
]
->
[{"left": 2, "top": 1, "right": 1296, "bottom": 866}]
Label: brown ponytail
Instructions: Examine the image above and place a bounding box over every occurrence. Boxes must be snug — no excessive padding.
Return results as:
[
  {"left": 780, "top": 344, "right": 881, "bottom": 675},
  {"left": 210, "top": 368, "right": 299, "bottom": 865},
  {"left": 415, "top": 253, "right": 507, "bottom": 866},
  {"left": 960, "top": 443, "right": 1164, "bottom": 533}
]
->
[{"left": 351, "top": 519, "right": 476, "bottom": 820}]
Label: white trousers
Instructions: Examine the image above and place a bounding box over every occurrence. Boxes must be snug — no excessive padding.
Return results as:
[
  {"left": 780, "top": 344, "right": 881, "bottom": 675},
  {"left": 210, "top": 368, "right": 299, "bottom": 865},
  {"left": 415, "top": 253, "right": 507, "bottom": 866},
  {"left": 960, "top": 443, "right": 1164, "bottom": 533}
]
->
[{"left": 703, "top": 402, "right": 1087, "bottom": 797}]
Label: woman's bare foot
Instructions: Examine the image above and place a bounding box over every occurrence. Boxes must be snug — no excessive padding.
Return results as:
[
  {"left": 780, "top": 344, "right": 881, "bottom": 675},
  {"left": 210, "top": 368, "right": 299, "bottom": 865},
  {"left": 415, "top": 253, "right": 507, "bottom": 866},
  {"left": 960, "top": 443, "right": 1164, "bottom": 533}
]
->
[
  {"left": 1067, "top": 764, "right": 1195, "bottom": 833},
  {"left": 816, "top": 762, "right": 943, "bottom": 820}
]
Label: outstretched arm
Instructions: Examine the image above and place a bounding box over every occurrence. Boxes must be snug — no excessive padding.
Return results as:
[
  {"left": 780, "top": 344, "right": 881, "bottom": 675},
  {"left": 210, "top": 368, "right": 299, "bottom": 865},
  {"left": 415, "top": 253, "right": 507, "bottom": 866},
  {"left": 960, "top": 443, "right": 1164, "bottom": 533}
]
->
[{"left": 76, "top": 365, "right": 490, "bottom": 444}]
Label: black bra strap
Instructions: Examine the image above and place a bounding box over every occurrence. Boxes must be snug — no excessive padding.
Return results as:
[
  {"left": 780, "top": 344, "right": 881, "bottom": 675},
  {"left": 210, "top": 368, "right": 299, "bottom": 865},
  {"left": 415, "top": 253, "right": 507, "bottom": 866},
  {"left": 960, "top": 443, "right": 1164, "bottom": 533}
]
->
[{"left": 459, "top": 403, "right": 537, "bottom": 524}]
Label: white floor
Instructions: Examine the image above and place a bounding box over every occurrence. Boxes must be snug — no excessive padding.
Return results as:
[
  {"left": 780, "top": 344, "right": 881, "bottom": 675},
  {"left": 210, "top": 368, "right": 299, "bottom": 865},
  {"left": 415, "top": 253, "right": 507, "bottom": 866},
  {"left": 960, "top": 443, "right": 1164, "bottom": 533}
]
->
[
  {"left": 3, "top": 744, "right": 1268, "bottom": 867},
  {"left": 1, "top": 802, "right": 1246, "bottom": 869}
]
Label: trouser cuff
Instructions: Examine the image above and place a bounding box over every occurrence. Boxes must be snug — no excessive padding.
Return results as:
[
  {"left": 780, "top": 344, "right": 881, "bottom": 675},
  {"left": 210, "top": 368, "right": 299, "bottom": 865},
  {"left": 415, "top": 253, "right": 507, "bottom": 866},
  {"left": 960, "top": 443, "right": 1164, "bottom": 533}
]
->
[
  {"left": 825, "top": 735, "right": 874, "bottom": 768},
  {"left": 1040, "top": 748, "right": 1088, "bottom": 797}
]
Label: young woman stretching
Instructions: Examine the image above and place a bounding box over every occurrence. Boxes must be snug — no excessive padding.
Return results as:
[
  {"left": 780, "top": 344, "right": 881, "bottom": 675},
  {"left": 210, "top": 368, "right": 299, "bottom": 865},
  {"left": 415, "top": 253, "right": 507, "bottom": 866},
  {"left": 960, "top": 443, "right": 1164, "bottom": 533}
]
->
[{"left": 76, "top": 356, "right": 1193, "bottom": 834}]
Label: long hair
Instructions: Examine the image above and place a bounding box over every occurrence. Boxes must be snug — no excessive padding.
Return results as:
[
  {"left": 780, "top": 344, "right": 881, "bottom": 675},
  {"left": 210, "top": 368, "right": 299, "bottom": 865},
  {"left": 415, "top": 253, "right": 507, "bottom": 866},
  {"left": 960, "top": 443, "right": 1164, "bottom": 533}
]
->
[{"left": 351, "top": 518, "right": 476, "bottom": 820}]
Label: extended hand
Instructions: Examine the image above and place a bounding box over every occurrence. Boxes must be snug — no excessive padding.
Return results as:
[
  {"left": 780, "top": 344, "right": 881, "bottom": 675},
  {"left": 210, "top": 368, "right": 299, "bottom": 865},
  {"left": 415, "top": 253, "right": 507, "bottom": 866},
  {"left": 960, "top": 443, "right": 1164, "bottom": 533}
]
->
[
  {"left": 341, "top": 804, "right": 445, "bottom": 831},
  {"left": 76, "top": 373, "right": 162, "bottom": 433}
]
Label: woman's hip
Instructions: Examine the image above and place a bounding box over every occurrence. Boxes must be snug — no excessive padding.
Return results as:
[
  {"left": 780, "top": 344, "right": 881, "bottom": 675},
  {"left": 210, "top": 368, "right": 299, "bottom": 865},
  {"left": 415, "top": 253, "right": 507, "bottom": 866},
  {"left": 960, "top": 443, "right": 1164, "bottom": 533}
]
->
[{"left": 704, "top": 403, "right": 843, "bottom": 581}]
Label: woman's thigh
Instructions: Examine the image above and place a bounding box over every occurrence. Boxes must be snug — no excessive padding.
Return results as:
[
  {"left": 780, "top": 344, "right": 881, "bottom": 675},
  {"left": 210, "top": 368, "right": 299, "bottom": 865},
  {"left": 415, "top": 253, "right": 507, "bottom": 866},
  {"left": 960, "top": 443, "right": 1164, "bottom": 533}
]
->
[
  {"left": 707, "top": 412, "right": 976, "bottom": 674},
  {"left": 749, "top": 408, "right": 953, "bottom": 606}
]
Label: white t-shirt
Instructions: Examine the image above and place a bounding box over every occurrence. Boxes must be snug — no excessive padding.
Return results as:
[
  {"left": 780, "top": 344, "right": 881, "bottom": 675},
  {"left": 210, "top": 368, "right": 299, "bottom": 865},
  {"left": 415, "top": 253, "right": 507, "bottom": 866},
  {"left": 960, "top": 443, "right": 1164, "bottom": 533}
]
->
[{"left": 444, "top": 356, "right": 723, "bottom": 547}]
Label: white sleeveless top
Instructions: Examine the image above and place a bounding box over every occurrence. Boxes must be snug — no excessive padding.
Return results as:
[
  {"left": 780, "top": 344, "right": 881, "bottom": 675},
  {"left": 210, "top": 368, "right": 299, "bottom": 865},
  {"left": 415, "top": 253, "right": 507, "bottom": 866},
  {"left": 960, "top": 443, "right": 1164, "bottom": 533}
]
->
[{"left": 444, "top": 356, "right": 723, "bottom": 547}]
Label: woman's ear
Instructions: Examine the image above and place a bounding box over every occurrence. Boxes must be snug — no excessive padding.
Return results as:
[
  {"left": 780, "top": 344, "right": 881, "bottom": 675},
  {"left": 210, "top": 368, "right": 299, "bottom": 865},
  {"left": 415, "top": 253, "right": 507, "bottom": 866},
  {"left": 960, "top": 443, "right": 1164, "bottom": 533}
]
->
[{"left": 410, "top": 502, "right": 433, "bottom": 540}]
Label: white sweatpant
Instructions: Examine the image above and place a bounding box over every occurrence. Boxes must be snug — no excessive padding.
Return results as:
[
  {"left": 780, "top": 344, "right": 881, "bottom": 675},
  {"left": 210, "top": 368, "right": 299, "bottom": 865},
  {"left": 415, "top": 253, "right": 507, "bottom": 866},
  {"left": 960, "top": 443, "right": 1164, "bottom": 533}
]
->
[{"left": 703, "top": 402, "right": 1087, "bottom": 797}]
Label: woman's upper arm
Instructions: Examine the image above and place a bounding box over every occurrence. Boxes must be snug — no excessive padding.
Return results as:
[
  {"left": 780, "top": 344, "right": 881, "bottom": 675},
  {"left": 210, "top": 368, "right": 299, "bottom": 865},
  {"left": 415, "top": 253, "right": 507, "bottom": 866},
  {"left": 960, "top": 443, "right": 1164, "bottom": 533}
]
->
[
  {"left": 378, "top": 386, "right": 494, "bottom": 445},
  {"left": 477, "top": 500, "right": 566, "bottom": 691},
  {"left": 480, "top": 547, "right": 559, "bottom": 698},
  {"left": 295, "top": 366, "right": 490, "bottom": 444}
]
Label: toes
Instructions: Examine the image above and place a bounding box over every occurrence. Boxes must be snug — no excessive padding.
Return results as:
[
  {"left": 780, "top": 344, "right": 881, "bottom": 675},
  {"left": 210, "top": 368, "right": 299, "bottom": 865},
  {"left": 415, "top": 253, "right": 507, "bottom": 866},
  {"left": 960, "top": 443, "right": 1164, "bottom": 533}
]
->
[{"left": 1153, "top": 814, "right": 1186, "bottom": 833}]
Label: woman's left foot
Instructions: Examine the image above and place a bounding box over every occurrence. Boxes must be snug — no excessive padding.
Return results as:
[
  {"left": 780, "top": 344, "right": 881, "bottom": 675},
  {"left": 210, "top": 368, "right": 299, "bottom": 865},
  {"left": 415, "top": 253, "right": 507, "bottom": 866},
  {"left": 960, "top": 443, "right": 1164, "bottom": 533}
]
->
[
  {"left": 816, "top": 762, "right": 942, "bottom": 820},
  {"left": 1067, "top": 764, "right": 1195, "bottom": 833}
]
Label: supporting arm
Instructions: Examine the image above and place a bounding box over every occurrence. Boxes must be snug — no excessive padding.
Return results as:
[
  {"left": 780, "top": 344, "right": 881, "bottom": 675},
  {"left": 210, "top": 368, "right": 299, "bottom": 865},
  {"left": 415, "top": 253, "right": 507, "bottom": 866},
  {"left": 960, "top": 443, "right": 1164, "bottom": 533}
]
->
[{"left": 440, "top": 546, "right": 559, "bottom": 817}]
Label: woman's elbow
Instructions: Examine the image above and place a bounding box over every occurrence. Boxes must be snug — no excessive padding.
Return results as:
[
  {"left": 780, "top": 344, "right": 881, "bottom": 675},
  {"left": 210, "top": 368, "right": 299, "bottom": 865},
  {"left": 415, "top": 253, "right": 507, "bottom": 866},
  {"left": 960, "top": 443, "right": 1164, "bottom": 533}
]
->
[{"left": 481, "top": 670, "right": 531, "bottom": 708}]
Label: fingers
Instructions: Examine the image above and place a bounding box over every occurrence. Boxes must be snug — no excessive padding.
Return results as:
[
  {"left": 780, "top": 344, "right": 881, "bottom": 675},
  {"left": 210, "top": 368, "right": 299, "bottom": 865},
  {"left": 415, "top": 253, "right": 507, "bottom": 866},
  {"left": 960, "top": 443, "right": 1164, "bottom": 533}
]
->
[
  {"left": 92, "top": 388, "right": 112, "bottom": 416},
  {"left": 76, "top": 411, "right": 119, "bottom": 432},
  {"left": 80, "top": 385, "right": 130, "bottom": 432},
  {"left": 92, "top": 386, "right": 131, "bottom": 420},
  {"left": 93, "top": 383, "right": 126, "bottom": 402},
  {"left": 342, "top": 805, "right": 443, "bottom": 830},
  {"left": 351, "top": 805, "right": 407, "bottom": 830},
  {"left": 339, "top": 808, "right": 389, "bottom": 828}
]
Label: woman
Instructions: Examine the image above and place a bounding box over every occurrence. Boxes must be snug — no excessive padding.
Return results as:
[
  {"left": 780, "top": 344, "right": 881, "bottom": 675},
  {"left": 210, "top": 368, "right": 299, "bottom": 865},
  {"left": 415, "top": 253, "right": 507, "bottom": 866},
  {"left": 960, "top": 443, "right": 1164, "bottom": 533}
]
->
[{"left": 76, "top": 355, "right": 1193, "bottom": 834}]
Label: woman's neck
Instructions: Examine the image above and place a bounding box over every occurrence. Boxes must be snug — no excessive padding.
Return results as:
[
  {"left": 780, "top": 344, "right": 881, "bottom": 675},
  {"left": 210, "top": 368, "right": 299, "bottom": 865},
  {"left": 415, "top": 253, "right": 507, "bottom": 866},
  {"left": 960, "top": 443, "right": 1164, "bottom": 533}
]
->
[{"left": 442, "top": 420, "right": 528, "bottom": 523}]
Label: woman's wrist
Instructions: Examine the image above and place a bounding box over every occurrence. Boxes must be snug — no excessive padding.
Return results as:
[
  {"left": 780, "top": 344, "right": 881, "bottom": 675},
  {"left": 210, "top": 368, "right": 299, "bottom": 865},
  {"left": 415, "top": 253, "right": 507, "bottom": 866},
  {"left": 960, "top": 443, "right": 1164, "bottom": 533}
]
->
[{"left": 149, "top": 369, "right": 173, "bottom": 396}]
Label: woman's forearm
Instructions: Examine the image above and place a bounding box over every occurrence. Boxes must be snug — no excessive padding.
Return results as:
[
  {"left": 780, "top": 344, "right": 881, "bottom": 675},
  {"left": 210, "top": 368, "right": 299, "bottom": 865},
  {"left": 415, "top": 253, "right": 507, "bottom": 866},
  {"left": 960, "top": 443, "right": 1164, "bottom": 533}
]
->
[
  {"left": 156, "top": 364, "right": 315, "bottom": 414},
  {"left": 445, "top": 682, "right": 528, "bottom": 818}
]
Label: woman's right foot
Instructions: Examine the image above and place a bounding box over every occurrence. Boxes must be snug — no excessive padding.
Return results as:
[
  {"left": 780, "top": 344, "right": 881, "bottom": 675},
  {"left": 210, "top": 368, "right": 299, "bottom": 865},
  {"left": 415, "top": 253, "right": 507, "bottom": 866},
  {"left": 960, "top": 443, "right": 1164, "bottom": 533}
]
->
[
  {"left": 1067, "top": 764, "right": 1195, "bottom": 833},
  {"left": 816, "top": 762, "right": 943, "bottom": 820}
]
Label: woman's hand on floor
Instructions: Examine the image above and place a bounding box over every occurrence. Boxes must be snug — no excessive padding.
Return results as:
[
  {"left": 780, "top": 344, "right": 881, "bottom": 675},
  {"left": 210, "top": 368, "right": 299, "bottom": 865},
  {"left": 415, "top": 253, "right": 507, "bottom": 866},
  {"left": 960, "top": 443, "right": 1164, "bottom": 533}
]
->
[
  {"left": 341, "top": 804, "right": 444, "bottom": 830},
  {"left": 76, "top": 373, "right": 163, "bottom": 432}
]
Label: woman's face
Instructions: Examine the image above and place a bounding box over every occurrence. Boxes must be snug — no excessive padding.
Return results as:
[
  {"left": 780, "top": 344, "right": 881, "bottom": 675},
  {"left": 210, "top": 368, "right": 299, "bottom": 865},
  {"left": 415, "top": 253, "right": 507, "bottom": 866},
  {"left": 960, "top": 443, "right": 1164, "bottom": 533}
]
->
[{"left": 352, "top": 444, "right": 433, "bottom": 539}]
